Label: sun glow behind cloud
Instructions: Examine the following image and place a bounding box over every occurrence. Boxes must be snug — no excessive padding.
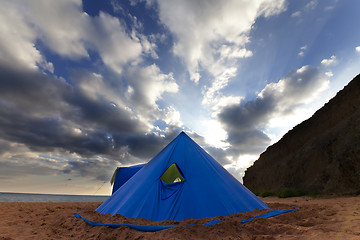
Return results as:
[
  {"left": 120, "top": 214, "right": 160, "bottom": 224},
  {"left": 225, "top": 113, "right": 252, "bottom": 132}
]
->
[{"left": 199, "top": 119, "right": 229, "bottom": 149}]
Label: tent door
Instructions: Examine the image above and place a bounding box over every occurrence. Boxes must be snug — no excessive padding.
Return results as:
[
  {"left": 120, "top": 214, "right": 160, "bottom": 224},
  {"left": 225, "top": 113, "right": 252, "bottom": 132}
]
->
[{"left": 160, "top": 163, "right": 185, "bottom": 200}]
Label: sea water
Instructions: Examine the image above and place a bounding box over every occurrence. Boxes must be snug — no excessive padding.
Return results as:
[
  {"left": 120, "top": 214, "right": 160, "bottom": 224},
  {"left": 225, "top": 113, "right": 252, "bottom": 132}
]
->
[{"left": 0, "top": 192, "right": 109, "bottom": 202}]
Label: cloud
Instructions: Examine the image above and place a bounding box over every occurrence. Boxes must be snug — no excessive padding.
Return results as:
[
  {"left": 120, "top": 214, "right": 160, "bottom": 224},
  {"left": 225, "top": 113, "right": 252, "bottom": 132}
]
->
[
  {"left": 0, "top": 64, "right": 70, "bottom": 118},
  {"left": 0, "top": 0, "right": 183, "bottom": 182},
  {"left": 124, "top": 64, "right": 179, "bottom": 117},
  {"left": 202, "top": 67, "right": 239, "bottom": 107},
  {"left": 68, "top": 70, "right": 144, "bottom": 134},
  {"left": 63, "top": 156, "right": 119, "bottom": 181},
  {"left": 152, "top": 1, "right": 290, "bottom": 153},
  {"left": 291, "top": 11, "right": 302, "bottom": 18},
  {"left": 2, "top": 0, "right": 144, "bottom": 74},
  {"left": 16, "top": 0, "right": 90, "bottom": 59},
  {"left": 291, "top": 0, "right": 318, "bottom": 22},
  {"left": 298, "top": 45, "right": 307, "bottom": 56},
  {"left": 184, "top": 132, "right": 230, "bottom": 165},
  {"left": 325, "top": 71, "right": 333, "bottom": 77},
  {"left": 0, "top": 141, "right": 67, "bottom": 180},
  {"left": 305, "top": 0, "right": 318, "bottom": 11},
  {"left": 0, "top": 64, "right": 144, "bottom": 157},
  {"left": 0, "top": 58, "right": 182, "bottom": 181},
  {"left": 321, "top": 55, "right": 337, "bottom": 66},
  {"left": 116, "top": 130, "right": 181, "bottom": 160},
  {"left": 0, "top": 1, "right": 50, "bottom": 70},
  {"left": 156, "top": 0, "right": 286, "bottom": 82},
  {"left": 218, "top": 64, "right": 329, "bottom": 156},
  {"left": 0, "top": 0, "right": 280, "bottom": 188},
  {"left": 0, "top": 159, "right": 60, "bottom": 180},
  {"left": 89, "top": 12, "right": 143, "bottom": 74}
]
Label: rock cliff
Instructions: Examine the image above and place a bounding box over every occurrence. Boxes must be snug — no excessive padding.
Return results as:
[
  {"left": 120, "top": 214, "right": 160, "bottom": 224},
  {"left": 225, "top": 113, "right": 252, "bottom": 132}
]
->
[{"left": 243, "top": 74, "right": 360, "bottom": 195}]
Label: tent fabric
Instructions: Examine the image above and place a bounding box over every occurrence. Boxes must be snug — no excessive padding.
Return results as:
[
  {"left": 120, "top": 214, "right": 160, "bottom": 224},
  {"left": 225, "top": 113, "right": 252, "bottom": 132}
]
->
[
  {"left": 97, "top": 132, "right": 269, "bottom": 221},
  {"left": 111, "top": 164, "right": 144, "bottom": 194},
  {"left": 75, "top": 207, "right": 298, "bottom": 232},
  {"left": 74, "top": 213, "right": 193, "bottom": 231}
]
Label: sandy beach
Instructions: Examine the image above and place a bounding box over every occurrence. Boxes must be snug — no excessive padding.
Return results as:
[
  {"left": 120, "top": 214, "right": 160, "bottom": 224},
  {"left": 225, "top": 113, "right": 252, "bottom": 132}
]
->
[{"left": 0, "top": 196, "right": 359, "bottom": 239}]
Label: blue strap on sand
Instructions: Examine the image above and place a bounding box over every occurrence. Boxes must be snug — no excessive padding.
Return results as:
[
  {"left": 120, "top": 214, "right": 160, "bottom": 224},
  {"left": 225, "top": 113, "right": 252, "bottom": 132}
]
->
[{"left": 74, "top": 206, "right": 298, "bottom": 232}]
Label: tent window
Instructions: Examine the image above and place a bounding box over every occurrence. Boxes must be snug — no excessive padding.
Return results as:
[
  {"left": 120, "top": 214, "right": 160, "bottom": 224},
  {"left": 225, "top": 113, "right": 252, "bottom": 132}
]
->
[{"left": 160, "top": 163, "right": 185, "bottom": 183}]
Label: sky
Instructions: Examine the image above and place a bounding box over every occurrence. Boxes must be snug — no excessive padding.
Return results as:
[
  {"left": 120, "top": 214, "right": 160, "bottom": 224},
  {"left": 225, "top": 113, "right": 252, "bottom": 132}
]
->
[{"left": 0, "top": 0, "right": 360, "bottom": 195}]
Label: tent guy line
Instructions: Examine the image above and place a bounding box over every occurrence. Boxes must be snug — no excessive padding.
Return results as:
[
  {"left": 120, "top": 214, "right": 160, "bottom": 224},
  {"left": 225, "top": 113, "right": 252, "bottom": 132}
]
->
[{"left": 74, "top": 207, "right": 298, "bottom": 232}]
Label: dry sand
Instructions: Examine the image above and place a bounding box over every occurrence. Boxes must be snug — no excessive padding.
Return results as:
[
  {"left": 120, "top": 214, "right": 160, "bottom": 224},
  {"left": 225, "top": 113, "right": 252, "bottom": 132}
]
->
[{"left": 0, "top": 196, "right": 359, "bottom": 239}]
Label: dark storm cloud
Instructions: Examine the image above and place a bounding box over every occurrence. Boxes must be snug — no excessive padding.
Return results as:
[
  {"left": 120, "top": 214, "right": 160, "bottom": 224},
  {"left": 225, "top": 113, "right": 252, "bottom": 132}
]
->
[
  {"left": 117, "top": 130, "right": 181, "bottom": 159},
  {"left": 0, "top": 140, "right": 11, "bottom": 156},
  {"left": 0, "top": 64, "right": 71, "bottom": 115},
  {"left": 0, "top": 63, "right": 182, "bottom": 169},
  {"left": 218, "top": 99, "right": 274, "bottom": 155},
  {"left": 63, "top": 158, "right": 116, "bottom": 181},
  {"left": 219, "top": 65, "right": 328, "bottom": 156},
  {"left": 0, "top": 107, "right": 116, "bottom": 156},
  {"left": 67, "top": 69, "right": 145, "bottom": 134},
  {"left": 0, "top": 66, "right": 118, "bottom": 156},
  {"left": 226, "top": 130, "right": 272, "bottom": 155},
  {"left": 68, "top": 87, "right": 141, "bottom": 134}
]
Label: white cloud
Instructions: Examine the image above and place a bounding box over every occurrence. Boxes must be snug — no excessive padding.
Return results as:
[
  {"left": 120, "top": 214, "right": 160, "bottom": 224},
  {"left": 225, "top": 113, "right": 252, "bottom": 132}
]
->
[
  {"left": 291, "top": 11, "right": 302, "bottom": 18},
  {"left": 156, "top": 0, "right": 286, "bottom": 83},
  {"left": 321, "top": 55, "right": 337, "bottom": 66},
  {"left": 324, "top": 0, "right": 337, "bottom": 12},
  {"left": 90, "top": 12, "right": 142, "bottom": 74},
  {"left": 259, "top": 65, "right": 329, "bottom": 107},
  {"left": 0, "top": 1, "right": 50, "bottom": 70},
  {"left": 19, "top": 0, "right": 90, "bottom": 59},
  {"left": 202, "top": 66, "right": 238, "bottom": 106},
  {"left": 219, "top": 45, "right": 253, "bottom": 59},
  {"left": 124, "top": 64, "right": 179, "bottom": 120},
  {"left": 139, "top": 34, "right": 159, "bottom": 59},
  {"left": 2, "top": 0, "right": 144, "bottom": 74},
  {"left": 291, "top": 1, "right": 317, "bottom": 21},
  {"left": 305, "top": 0, "right": 318, "bottom": 11},
  {"left": 356, "top": 46, "right": 360, "bottom": 53},
  {"left": 325, "top": 71, "right": 333, "bottom": 77},
  {"left": 162, "top": 106, "right": 183, "bottom": 127},
  {"left": 298, "top": 45, "right": 307, "bottom": 56}
]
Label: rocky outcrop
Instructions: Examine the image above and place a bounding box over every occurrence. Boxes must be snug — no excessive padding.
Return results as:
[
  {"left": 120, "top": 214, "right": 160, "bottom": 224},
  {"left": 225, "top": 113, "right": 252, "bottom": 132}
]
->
[{"left": 243, "top": 74, "right": 360, "bottom": 195}]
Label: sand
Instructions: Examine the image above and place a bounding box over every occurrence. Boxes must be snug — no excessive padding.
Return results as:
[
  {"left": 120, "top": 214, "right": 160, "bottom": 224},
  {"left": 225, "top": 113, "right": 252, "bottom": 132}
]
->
[{"left": 0, "top": 196, "right": 359, "bottom": 239}]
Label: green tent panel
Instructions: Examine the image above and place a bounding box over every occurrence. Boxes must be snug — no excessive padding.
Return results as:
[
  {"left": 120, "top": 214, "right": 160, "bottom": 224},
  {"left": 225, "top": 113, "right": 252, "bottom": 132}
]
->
[{"left": 160, "top": 163, "right": 185, "bottom": 183}]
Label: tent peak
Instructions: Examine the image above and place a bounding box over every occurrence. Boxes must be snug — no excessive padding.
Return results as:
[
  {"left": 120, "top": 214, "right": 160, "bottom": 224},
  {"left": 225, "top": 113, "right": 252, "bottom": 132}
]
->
[{"left": 179, "top": 131, "right": 189, "bottom": 137}]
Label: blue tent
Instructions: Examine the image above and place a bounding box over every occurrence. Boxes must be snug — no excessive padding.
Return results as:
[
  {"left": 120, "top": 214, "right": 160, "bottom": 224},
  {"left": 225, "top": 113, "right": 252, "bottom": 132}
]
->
[
  {"left": 110, "top": 164, "right": 144, "bottom": 194},
  {"left": 97, "top": 132, "right": 269, "bottom": 221}
]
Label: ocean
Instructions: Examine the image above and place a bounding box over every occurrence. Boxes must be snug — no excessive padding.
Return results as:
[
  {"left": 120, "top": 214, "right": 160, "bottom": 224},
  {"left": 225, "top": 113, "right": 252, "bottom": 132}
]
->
[{"left": 0, "top": 192, "right": 109, "bottom": 202}]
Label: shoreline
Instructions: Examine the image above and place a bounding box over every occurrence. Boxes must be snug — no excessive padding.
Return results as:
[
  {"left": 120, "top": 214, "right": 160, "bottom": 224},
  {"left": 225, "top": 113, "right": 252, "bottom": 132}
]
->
[
  {"left": 0, "top": 196, "right": 359, "bottom": 239},
  {"left": 0, "top": 192, "right": 109, "bottom": 203}
]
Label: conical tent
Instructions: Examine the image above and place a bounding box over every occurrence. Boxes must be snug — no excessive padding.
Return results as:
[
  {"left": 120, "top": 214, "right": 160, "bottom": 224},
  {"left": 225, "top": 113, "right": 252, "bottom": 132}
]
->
[{"left": 97, "top": 132, "right": 269, "bottom": 221}]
